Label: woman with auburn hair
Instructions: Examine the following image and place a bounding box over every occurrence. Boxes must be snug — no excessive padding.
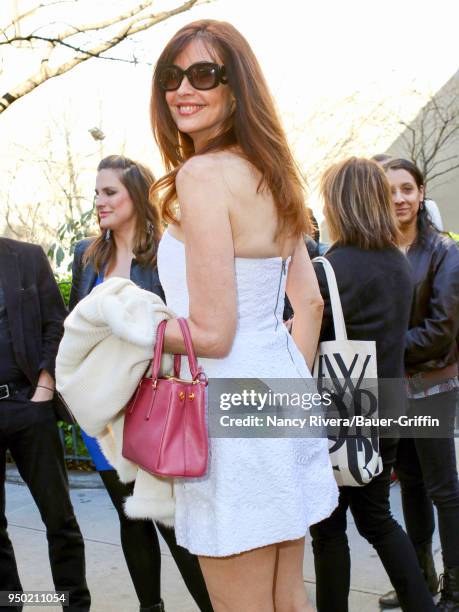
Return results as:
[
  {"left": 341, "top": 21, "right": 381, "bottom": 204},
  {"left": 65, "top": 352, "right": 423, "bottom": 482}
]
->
[
  {"left": 70, "top": 155, "right": 212, "bottom": 612},
  {"left": 309, "top": 158, "right": 435, "bottom": 612},
  {"left": 151, "top": 19, "right": 338, "bottom": 611},
  {"left": 378, "top": 158, "right": 459, "bottom": 612}
]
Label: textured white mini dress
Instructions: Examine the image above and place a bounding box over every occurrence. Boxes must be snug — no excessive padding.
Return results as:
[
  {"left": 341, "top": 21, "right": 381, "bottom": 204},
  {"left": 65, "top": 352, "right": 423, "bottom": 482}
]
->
[{"left": 157, "top": 230, "right": 338, "bottom": 556}]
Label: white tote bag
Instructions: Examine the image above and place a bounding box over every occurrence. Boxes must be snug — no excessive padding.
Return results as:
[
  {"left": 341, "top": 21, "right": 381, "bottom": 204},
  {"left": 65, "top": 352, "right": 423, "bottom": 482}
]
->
[{"left": 312, "top": 257, "right": 383, "bottom": 487}]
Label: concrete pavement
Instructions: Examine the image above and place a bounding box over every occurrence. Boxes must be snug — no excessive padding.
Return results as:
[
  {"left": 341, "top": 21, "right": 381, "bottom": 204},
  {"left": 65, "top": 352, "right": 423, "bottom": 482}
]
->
[{"left": 4, "top": 458, "right": 449, "bottom": 612}]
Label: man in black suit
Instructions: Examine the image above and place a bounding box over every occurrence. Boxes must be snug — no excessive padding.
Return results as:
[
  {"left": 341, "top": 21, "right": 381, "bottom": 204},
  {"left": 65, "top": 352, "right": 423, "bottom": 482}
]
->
[{"left": 0, "top": 237, "right": 90, "bottom": 611}]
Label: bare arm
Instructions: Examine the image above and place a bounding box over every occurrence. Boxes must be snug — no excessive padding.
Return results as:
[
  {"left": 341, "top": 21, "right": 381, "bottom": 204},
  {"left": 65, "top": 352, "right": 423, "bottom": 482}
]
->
[
  {"left": 163, "top": 156, "right": 237, "bottom": 358},
  {"left": 285, "top": 238, "right": 324, "bottom": 370}
]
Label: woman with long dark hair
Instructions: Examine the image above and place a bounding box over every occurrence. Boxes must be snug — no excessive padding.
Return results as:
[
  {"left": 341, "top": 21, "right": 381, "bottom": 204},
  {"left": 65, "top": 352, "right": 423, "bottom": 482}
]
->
[
  {"left": 378, "top": 158, "right": 459, "bottom": 611},
  {"left": 70, "top": 155, "right": 212, "bottom": 612},
  {"left": 309, "top": 157, "right": 435, "bottom": 612},
  {"left": 150, "top": 20, "right": 338, "bottom": 611}
]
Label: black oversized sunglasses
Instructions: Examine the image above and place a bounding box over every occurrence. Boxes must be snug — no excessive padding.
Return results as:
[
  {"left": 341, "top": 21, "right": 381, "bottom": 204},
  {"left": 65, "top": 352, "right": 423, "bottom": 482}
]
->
[{"left": 158, "top": 62, "right": 228, "bottom": 91}]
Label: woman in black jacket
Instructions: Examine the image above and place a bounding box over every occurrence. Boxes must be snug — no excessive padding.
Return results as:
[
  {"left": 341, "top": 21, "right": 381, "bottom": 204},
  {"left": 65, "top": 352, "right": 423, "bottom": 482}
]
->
[
  {"left": 309, "top": 157, "right": 435, "bottom": 612},
  {"left": 70, "top": 155, "right": 212, "bottom": 612},
  {"left": 378, "top": 158, "right": 459, "bottom": 611}
]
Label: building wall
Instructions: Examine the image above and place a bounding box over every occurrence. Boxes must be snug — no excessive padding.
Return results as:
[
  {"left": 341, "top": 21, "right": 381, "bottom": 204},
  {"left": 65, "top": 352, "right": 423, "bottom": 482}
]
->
[{"left": 387, "top": 70, "right": 459, "bottom": 233}]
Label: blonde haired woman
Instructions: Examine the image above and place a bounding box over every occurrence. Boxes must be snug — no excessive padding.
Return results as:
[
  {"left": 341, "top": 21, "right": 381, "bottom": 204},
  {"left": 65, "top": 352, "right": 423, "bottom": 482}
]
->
[{"left": 309, "top": 158, "right": 435, "bottom": 612}]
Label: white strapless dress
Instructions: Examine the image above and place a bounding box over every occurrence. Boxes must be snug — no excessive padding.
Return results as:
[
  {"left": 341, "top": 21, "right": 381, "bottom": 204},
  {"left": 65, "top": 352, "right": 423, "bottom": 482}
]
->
[{"left": 157, "top": 230, "right": 338, "bottom": 556}]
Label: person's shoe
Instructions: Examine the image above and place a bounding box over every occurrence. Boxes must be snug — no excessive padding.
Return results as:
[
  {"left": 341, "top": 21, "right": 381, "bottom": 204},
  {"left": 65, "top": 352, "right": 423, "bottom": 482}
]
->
[
  {"left": 379, "top": 541, "right": 438, "bottom": 608},
  {"left": 378, "top": 590, "right": 400, "bottom": 609},
  {"left": 139, "top": 601, "right": 165, "bottom": 612},
  {"left": 437, "top": 567, "right": 459, "bottom": 611}
]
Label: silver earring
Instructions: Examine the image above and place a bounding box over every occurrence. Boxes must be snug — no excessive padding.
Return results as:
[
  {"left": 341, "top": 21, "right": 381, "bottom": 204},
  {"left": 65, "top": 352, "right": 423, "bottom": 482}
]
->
[
  {"left": 104, "top": 228, "right": 111, "bottom": 241},
  {"left": 146, "top": 222, "right": 153, "bottom": 235}
]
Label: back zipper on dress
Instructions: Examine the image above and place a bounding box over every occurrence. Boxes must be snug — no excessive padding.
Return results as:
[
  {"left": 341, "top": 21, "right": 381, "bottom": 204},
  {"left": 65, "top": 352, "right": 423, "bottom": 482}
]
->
[{"left": 274, "top": 259, "right": 287, "bottom": 331}]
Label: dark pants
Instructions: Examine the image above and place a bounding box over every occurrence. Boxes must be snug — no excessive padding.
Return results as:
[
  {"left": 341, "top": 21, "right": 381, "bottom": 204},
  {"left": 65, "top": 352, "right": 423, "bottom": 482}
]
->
[
  {"left": 396, "top": 390, "right": 459, "bottom": 568},
  {"left": 310, "top": 437, "right": 435, "bottom": 612},
  {"left": 0, "top": 392, "right": 90, "bottom": 612},
  {"left": 99, "top": 470, "right": 213, "bottom": 611}
]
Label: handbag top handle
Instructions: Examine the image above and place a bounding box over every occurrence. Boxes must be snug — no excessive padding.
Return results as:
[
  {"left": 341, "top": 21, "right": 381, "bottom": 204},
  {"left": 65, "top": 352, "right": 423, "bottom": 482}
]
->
[
  {"left": 313, "top": 257, "right": 348, "bottom": 342},
  {"left": 151, "top": 318, "right": 206, "bottom": 383}
]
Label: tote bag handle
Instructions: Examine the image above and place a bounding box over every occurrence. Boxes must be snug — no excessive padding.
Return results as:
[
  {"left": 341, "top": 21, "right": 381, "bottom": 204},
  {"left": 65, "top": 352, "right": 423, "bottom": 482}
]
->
[
  {"left": 151, "top": 318, "right": 206, "bottom": 383},
  {"left": 313, "top": 256, "right": 348, "bottom": 342}
]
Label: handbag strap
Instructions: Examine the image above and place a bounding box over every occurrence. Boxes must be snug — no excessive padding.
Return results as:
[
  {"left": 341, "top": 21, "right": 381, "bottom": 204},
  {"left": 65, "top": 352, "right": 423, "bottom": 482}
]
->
[
  {"left": 177, "top": 317, "right": 203, "bottom": 380},
  {"left": 313, "top": 256, "right": 348, "bottom": 341},
  {"left": 151, "top": 319, "right": 167, "bottom": 380},
  {"left": 173, "top": 354, "right": 181, "bottom": 377},
  {"left": 150, "top": 318, "right": 205, "bottom": 382}
]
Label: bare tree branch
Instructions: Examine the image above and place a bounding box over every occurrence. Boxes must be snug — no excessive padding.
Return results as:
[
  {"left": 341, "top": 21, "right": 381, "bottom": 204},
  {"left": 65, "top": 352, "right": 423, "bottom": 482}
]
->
[
  {"left": 427, "top": 162, "right": 459, "bottom": 184},
  {"left": 0, "top": 35, "right": 146, "bottom": 63},
  {"left": 397, "top": 85, "right": 459, "bottom": 186},
  {"left": 55, "top": 1, "right": 157, "bottom": 41},
  {"left": 0, "top": 0, "right": 205, "bottom": 114},
  {"left": 1, "top": 2, "right": 156, "bottom": 42},
  {"left": 1, "top": 1, "right": 72, "bottom": 38}
]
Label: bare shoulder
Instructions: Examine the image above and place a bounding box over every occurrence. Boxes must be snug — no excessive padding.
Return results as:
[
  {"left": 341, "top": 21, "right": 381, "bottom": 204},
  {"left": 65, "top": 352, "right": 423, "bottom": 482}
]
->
[
  {"left": 176, "top": 153, "right": 224, "bottom": 185},
  {"left": 176, "top": 151, "right": 254, "bottom": 190}
]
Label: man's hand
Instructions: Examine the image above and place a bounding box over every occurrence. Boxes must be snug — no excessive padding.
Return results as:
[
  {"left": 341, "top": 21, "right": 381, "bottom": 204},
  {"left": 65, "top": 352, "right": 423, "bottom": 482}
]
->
[
  {"left": 30, "top": 385, "right": 54, "bottom": 402},
  {"left": 30, "top": 369, "right": 55, "bottom": 402}
]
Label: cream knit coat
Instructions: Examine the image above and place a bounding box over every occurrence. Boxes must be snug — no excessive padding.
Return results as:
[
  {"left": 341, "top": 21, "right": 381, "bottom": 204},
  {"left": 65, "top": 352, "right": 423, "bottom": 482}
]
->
[{"left": 56, "top": 277, "right": 176, "bottom": 525}]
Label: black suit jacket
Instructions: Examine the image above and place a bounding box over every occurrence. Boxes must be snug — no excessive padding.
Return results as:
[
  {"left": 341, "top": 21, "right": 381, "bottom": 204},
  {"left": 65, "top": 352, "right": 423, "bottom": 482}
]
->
[
  {"left": 0, "top": 237, "right": 66, "bottom": 384},
  {"left": 314, "top": 245, "right": 414, "bottom": 420},
  {"left": 314, "top": 244, "right": 414, "bottom": 380},
  {"left": 69, "top": 238, "right": 165, "bottom": 310}
]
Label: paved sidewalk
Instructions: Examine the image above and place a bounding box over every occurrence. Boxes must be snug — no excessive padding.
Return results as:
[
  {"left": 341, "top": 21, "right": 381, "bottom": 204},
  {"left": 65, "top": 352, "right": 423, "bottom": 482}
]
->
[{"left": 5, "top": 455, "right": 451, "bottom": 612}]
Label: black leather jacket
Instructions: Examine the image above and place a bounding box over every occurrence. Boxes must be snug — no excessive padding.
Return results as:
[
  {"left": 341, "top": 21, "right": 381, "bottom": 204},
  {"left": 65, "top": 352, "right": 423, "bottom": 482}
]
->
[
  {"left": 69, "top": 238, "right": 164, "bottom": 311},
  {"left": 405, "top": 230, "right": 459, "bottom": 374}
]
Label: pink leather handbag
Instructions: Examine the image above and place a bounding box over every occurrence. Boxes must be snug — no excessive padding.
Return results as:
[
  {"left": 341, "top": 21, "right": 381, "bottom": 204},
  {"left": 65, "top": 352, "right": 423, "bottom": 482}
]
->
[{"left": 122, "top": 318, "right": 208, "bottom": 478}]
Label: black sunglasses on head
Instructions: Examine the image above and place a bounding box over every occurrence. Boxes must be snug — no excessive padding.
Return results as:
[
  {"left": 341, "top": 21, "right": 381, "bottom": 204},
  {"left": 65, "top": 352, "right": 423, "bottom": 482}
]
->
[{"left": 158, "top": 62, "right": 228, "bottom": 91}]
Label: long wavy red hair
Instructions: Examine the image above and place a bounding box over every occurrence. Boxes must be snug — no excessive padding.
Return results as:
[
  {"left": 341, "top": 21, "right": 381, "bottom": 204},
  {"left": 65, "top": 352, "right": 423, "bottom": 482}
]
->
[{"left": 150, "top": 19, "right": 311, "bottom": 241}]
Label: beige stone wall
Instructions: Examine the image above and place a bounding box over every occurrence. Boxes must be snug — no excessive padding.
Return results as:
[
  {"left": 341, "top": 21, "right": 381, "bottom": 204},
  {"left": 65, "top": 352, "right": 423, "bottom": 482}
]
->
[{"left": 387, "top": 70, "right": 459, "bottom": 233}]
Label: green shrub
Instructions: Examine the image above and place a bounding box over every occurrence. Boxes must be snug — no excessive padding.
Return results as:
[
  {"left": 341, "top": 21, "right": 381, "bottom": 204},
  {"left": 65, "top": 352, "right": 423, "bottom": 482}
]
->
[
  {"left": 58, "top": 421, "right": 90, "bottom": 458},
  {"left": 54, "top": 271, "right": 92, "bottom": 466},
  {"left": 55, "top": 273, "right": 72, "bottom": 307}
]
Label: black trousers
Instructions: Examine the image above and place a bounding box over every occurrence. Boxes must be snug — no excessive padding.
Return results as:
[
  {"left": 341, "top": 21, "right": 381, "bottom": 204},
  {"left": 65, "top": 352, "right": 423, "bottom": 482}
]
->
[
  {"left": 310, "top": 437, "right": 435, "bottom": 612},
  {"left": 0, "top": 392, "right": 90, "bottom": 612},
  {"left": 396, "top": 390, "right": 459, "bottom": 568},
  {"left": 99, "top": 470, "right": 213, "bottom": 611}
]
